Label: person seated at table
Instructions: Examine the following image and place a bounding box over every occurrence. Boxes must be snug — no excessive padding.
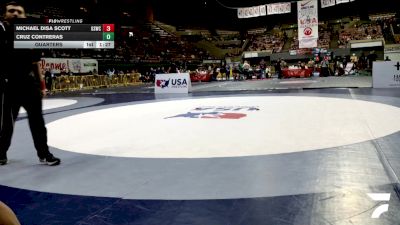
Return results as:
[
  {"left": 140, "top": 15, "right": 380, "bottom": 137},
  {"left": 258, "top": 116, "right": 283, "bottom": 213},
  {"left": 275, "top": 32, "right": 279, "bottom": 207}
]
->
[
  {"left": 307, "top": 59, "right": 315, "bottom": 69},
  {"left": 233, "top": 66, "right": 240, "bottom": 81},
  {"left": 265, "top": 66, "right": 272, "bottom": 78},
  {"left": 254, "top": 65, "right": 262, "bottom": 79},
  {"left": 337, "top": 62, "right": 345, "bottom": 76},
  {"left": 301, "top": 62, "right": 306, "bottom": 69},
  {"left": 350, "top": 53, "right": 358, "bottom": 63}
]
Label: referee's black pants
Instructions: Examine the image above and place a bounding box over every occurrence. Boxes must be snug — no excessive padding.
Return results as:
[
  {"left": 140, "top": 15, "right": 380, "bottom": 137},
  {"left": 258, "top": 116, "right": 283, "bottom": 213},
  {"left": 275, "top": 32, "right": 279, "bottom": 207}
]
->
[{"left": 0, "top": 80, "right": 50, "bottom": 159}]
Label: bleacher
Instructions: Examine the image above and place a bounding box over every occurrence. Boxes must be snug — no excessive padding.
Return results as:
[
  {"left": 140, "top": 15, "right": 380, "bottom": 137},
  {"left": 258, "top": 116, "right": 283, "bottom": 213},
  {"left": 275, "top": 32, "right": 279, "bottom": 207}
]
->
[
  {"left": 214, "top": 30, "right": 242, "bottom": 49},
  {"left": 290, "top": 30, "right": 331, "bottom": 50},
  {"left": 248, "top": 33, "right": 285, "bottom": 53},
  {"left": 338, "top": 23, "right": 383, "bottom": 48}
]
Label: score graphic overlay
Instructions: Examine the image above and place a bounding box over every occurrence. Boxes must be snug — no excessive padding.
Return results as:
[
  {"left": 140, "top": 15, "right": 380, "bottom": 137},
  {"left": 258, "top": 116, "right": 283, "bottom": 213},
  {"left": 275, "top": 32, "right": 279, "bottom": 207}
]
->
[{"left": 14, "top": 21, "right": 114, "bottom": 49}]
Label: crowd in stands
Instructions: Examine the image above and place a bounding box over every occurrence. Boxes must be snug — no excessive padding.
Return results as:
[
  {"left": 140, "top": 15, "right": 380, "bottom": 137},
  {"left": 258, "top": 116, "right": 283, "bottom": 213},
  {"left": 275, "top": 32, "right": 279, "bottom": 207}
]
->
[
  {"left": 215, "top": 40, "right": 242, "bottom": 49},
  {"left": 118, "top": 26, "right": 214, "bottom": 63},
  {"left": 318, "top": 31, "right": 331, "bottom": 49},
  {"left": 26, "top": 5, "right": 398, "bottom": 83},
  {"left": 291, "top": 30, "right": 331, "bottom": 50},
  {"left": 338, "top": 23, "right": 383, "bottom": 48},
  {"left": 225, "top": 48, "right": 242, "bottom": 58},
  {"left": 44, "top": 24, "right": 214, "bottom": 65},
  {"left": 248, "top": 33, "right": 285, "bottom": 53},
  {"left": 378, "top": 17, "right": 400, "bottom": 43},
  {"left": 218, "top": 50, "right": 380, "bottom": 81}
]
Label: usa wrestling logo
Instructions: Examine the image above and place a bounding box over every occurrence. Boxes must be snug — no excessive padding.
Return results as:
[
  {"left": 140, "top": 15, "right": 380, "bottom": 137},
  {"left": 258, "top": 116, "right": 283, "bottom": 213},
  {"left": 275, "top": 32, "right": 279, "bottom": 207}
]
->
[
  {"left": 165, "top": 106, "right": 259, "bottom": 120},
  {"left": 156, "top": 79, "right": 170, "bottom": 88}
]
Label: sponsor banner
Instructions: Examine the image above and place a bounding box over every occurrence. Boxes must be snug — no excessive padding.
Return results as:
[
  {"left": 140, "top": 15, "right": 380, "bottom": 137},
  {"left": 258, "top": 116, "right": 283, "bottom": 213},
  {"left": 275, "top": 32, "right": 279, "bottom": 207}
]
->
[
  {"left": 244, "top": 52, "right": 259, "bottom": 58},
  {"left": 297, "top": 48, "right": 314, "bottom": 55},
  {"left": 373, "top": 61, "right": 400, "bottom": 88},
  {"left": 237, "top": 5, "right": 265, "bottom": 18},
  {"left": 203, "top": 60, "right": 222, "bottom": 64},
  {"left": 267, "top": 3, "right": 291, "bottom": 15},
  {"left": 259, "top": 5, "right": 267, "bottom": 16},
  {"left": 155, "top": 73, "right": 192, "bottom": 94},
  {"left": 313, "top": 48, "right": 328, "bottom": 54},
  {"left": 336, "top": 0, "right": 355, "bottom": 4},
  {"left": 298, "top": 0, "right": 318, "bottom": 49},
  {"left": 40, "top": 58, "right": 98, "bottom": 74},
  {"left": 321, "top": 0, "right": 335, "bottom": 8}
]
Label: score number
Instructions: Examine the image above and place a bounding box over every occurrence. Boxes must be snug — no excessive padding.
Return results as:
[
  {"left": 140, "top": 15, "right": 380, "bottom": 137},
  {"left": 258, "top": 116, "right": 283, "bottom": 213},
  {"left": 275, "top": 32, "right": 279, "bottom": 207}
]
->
[
  {"left": 103, "top": 24, "right": 114, "bottom": 32},
  {"left": 103, "top": 32, "right": 114, "bottom": 41},
  {"left": 102, "top": 24, "right": 114, "bottom": 41}
]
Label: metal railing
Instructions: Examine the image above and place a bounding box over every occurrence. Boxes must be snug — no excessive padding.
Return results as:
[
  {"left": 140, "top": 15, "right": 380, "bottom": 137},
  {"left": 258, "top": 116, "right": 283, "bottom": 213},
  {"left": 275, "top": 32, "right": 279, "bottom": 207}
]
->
[{"left": 51, "top": 73, "right": 142, "bottom": 92}]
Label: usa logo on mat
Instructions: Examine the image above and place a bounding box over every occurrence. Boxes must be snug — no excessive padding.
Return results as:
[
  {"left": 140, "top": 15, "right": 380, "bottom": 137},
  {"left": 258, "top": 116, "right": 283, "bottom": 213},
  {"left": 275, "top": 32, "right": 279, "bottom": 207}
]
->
[{"left": 165, "top": 106, "right": 259, "bottom": 120}]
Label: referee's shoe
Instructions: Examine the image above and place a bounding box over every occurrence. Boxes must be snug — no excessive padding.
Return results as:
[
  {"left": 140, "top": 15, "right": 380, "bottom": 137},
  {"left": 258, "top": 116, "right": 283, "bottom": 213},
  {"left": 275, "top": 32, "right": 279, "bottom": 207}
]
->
[
  {"left": 39, "top": 154, "right": 61, "bottom": 166},
  {"left": 0, "top": 157, "right": 7, "bottom": 166}
]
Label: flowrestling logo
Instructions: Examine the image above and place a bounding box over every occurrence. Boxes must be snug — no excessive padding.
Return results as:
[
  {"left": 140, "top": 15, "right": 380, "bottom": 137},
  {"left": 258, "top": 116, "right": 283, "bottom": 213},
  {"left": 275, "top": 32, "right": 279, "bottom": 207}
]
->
[
  {"left": 165, "top": 106, "right": 259, "bottom": 120},
  {"left": 156, "top": 78, "right": 188, "bottom": 89},
  {"left": 367, "top": 193, "right": 391, "bottom": 219}
]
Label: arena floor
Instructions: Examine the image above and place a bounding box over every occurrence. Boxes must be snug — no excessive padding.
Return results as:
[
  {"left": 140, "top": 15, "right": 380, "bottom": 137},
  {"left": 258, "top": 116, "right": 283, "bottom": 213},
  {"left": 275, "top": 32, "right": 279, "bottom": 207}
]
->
[{"left": 1, "top": 76, "right": 400, "bottom": 225}]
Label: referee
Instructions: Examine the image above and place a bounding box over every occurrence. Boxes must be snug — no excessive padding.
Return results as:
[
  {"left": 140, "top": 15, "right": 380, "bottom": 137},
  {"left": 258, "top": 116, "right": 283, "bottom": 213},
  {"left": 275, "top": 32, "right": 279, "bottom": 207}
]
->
[{"left": 0, "top": 1, "right": 60, "bottom": 166}]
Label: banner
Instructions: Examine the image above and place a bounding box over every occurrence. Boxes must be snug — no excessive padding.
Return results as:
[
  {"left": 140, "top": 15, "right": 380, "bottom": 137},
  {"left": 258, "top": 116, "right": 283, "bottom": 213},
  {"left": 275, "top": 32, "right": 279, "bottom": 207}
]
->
[
  {"left": 40, "top": 58, "right": 98, "bottom": 74},
  {"left": 155, "top": 73, "right": 192, "bottom": 94},
  {"left": 238, "top": 6, "right": 259, "bottom": 19},
  {"left": 259, "top": 5, "right": 267, "bottom": 16},
  {"left": 267, "top": 3, "right": 291, "bottom": 15},
  {"left": 335, "top": 0, "right": 355, "bottom": 5},
  {"left": 297, "top": 0, "right": 318, "bottom": 49},
  {"left": 373, "top": 61, "right": 400, "bottom": 88},
  {"left": 321, "top": 0, "right": 335, "bottom": 8},
  {"left": 237, "top": 5, "right": 266, "bottom": 18}
]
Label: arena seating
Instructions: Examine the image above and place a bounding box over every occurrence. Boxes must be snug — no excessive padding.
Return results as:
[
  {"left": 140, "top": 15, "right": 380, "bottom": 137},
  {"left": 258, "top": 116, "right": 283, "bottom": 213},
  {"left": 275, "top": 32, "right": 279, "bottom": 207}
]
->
[
  {"left": 248, "top": 33, "right": 284, "bottom": 53},
  {"left": 338, "top": 23, "right": 383, "bottom": 48},
  {"left": 290, "top": 30, "right": 331, "bottom": 50}
]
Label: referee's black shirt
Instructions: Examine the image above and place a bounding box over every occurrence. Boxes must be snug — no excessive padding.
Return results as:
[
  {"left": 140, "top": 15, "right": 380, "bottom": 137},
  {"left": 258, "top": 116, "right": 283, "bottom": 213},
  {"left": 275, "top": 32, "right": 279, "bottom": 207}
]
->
[{"left": 0, "top": 19, "right": 41, "bottom": 87}]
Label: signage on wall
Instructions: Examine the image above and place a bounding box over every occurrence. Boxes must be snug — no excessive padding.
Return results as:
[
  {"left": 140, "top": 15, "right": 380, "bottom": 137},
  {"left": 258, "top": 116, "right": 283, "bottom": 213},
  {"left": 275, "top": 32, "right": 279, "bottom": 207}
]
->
[{"left": 373, "top": 61, "right": 400, "bottom": 88}]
